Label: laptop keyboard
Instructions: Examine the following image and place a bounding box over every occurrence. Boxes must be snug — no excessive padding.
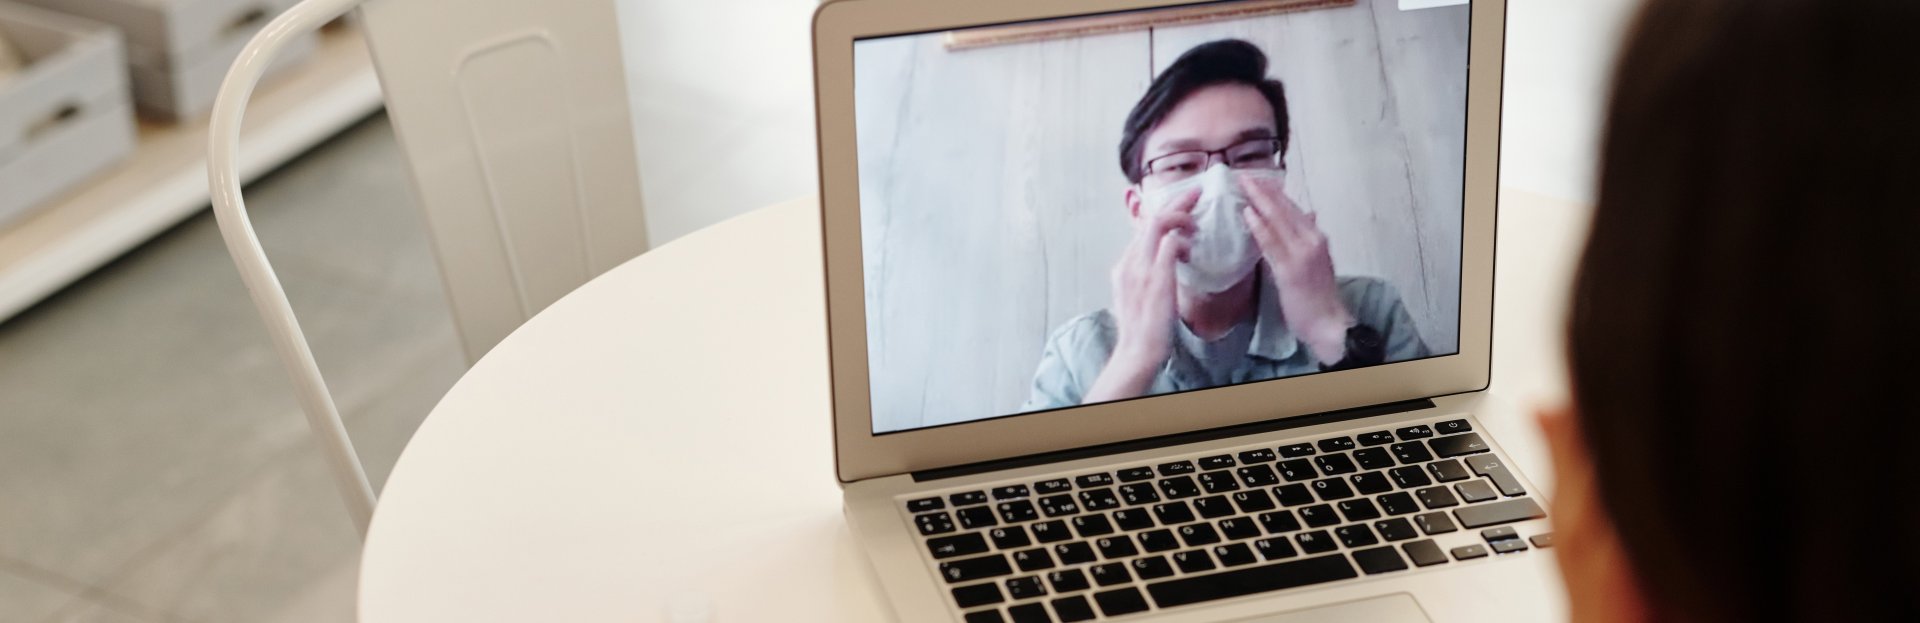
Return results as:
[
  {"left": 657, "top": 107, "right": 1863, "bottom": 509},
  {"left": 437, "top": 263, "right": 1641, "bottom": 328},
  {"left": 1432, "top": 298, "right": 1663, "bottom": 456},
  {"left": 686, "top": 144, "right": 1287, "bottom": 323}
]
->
[{"left": 901, "top": 419, "right": 1548, "bottom": 622}]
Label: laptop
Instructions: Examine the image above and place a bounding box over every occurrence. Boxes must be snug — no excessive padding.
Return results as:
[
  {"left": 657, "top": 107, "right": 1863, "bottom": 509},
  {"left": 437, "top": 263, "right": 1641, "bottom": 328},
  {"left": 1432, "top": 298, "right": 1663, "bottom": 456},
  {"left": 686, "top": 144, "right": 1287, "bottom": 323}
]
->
[{"left": 811, "top": 1, "right": 1554, "bottom": 621}]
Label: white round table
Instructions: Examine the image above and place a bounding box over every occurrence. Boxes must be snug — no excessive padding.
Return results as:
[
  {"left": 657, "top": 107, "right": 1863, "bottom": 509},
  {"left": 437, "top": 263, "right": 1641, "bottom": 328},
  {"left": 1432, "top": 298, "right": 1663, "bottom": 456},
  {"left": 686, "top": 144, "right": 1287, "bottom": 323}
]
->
[{"left": 359, "top": 191, "right": 1588, "bottom": 621}]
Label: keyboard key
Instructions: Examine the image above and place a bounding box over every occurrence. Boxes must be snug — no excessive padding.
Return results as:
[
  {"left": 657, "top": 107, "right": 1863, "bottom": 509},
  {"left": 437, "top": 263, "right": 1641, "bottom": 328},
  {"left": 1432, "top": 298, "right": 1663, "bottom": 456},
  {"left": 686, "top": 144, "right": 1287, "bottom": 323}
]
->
[
  {"left": 952, "top": 491, "right": 989, "bottom": 506},
  {"left": 1138, "top": 529, "right": 1180, "bottom": 553},
  {"left": 1095, "top": 535, "right": 1138, "bottom": 559},
  {"left": 995, "top": 485, "right": 1031, "bottom": 500},
  {"left": 1426, "top": 459, "right": 1472, "bottom": 482},
  {"left": 1480, "top": 526, "right": 1519, "bottom": 543},
  {"left": 1403, "top": 539, "right": 1448, "bottom": 567},
  {"left": 1051, "top": 595, "right": 1095, "bottom": 622},
  {"left": 1130, "top": 555, "right": 1175, "bottom": 579},
  {"left": 1391, "top": 442, "right": 1435, "bottom": 465},
  {"left": 1451, "top": 544, "right": 1488, "bottom": 560},
  {"left": 1335, "top": 524, "right": 1378, "bottom": 548},
  {"left": 1031, "top": 520, "right": 1072, "bottom": 543},
  {"left": 1077, "top": 488, "right": 1120, "bottom": 512},
  {"left": 1299, "top": 504, "right": 1341, "bottom": 527},
  {"left": 1177, "top": 523, "right": 1222, "bottom": 547},
  {"left": 1272, "top": 484, "right": 1314, "bottom": 506},
  {"left": 965, "top": 610, "right": 1005, "bottom": 623},
  {"left": 953, "top": 582, "right": 1004, "bottom": 608},
  {"left": 1214, "top": 542, "right": 1258, "bottom": 567},
  {"left": 1374, "top": 518, "right": 1418, "bottom": 542},
  {"left": 930, "top": 533, "right": 990, "bottom": 559},
  {"left": 1389, "top": 466, "right": 1433, "bottom": 489},
  {"left": 959, "top": 507, "right": 999, "bottom": 530},
  {"left": 1035, "top": 479, "right": 1073, "bottom": 495},
  {"left": 998, "top": 500, "right": 1039, "bottom": 523},
  {"left": 1350, "top": 471, "right": 1393, "bottom": 495},
  {"left": 1430, "top": 433, "right": 1489, "bottom": 458},
  {"left": 1416, "top": 487, "right": 1459, "bottom": 509},
  {"left": 1312, "top": 478, "right": 1355, "bottom": 501},
  {"left": 908, "top": 497, "right": 945, "bottom": 512},
  {"left": 1414, "top": 512, "right": 1458, "bottom": 535},
  {"left": 1296, "top": 530, "right": 1338, "bottom": 554},
  {"left": 1314, "top": 454, "right": 1359, "bottom": 476},
  {"left": 1074, "top": 473, "right": 1114, "bottom": 488},
  {"left": 1276, "top": 459, "right": 1317, "bottom": 482},
  {"left": 1352, "top": 546, "right": 1409, "bottom": 574},
  {"left": 1452, "top": 498, "right": 1546, "bottom": 529},
  {"left": 1236, "top": 464, "right": 1280, "bottom": 487},
  {"left": 1111, "top": 508, "right": 1154, "bottom": 531},
  {"left": 1396, "top": 425, "right": 1435, "bottom": 440},
  {"left": 1278, "top": 443, "right": 1317, "bottom": 458},
  {"left": 917, "top": 512, "right": 956, "bottom": 535},
  {"left": 1491, "top": 538, "right": 1529, "bottom": 554},
  {"left": 1053, "top": 541, "right": 1097, "bottom": 565},
  {"left": 1530, "top": 533, "right": 1555, "bottom": 548},
  {"left": 1237, "top": 449, "right": 1278, "bottom": 464},
  {"left": 1456, "top": 479, "right": 1499, "bottom": 503},
  {"left": 1465, "top": 455, "right": 1528, "bottom": 497},
  {"left": 1007, "top": 603, "right": 1050, "bottom": 623},
  {"left": 1089, "top": 562, "right": 1131, "bottom": 586},
  {"left": 1435, "top": 419, "right": 1472, "bottom": 435},
  {"left": 1258, "top": 510, "right": 1303, "bottom": 534},
  {"left": 1232, "top": 489, "right": 1277, "bottom": 513},
  {"left": 1193, "top": 496, "right": 1236, "bottom": 519},
  {"left": 1197, "top": 471, "right": 1240, "bottom": 494},
  {"left": 1152, "top": 501, "right": 1196, "bottom": 525},
  {"left": 990, "top": 526, "right": 1032, "bottom": 549},
  {"left": 1255, "top": 537, "right": 1298, "bottom": 560},
  {"left": 1007, "top": 575, "right": 1047, "bottom": 599},
  {"left": 1117, "top": 484, "right": 1160, "bottom": 505},
  {"left": 1318, "top": 436, "right": 1357, "bottom": 452},
  {"left": 1157, "top": 461, "right": 1196, "bottom": 476},
  {"left": 1070, "top": 514, "right": 1113, "bottom": 538},
  {"left": 1038, "top": 495, "right": 1081, "bottom": 517},
  {"left": 1198, "top": 455, "right": 1236, "bottom": 470},
  {"left": 1357, "top": 431, "right": 1396, "bottom": 446},
  {"left": 1378, "top": 492, "right": 1420, "bottom": 516},
  {"left": 1158, "top": 476, "right": 1200, "bottom": 499},
  {"left": 1172, "top": 549, "right": 1216, "bottom": 573},
  {"left": 1145, "top": 554, "right": 1358, "bottom": 608},
  {"left": 1013, "top": 548, "right": 1055, "bottom": 572},
  {"left": 1337, "top": 498, "right": 1382, "bottom": 522},
  {"left": 1353, "top": 447, "right": 1396, "bottom": 470},
  {"left": 1094, "top": 586, "right": 1151, "bottom": 616},
  {"left": 1218, "top": 517, "right": 1261, "bottom": 540},
  {"left": 941, "top": 554, "right": 1013, "bottom": 583},
  {"left": 1117, "top": 467, "right": 1155, "bottom": 482}
]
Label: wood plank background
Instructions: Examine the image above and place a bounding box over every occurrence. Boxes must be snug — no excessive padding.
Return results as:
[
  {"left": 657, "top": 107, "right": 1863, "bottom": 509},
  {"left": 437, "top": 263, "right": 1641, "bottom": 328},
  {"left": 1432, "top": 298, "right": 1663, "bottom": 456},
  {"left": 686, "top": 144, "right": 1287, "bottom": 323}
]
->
[{"left": 855, "top": 0, "right": 1471, "bottom": 433}]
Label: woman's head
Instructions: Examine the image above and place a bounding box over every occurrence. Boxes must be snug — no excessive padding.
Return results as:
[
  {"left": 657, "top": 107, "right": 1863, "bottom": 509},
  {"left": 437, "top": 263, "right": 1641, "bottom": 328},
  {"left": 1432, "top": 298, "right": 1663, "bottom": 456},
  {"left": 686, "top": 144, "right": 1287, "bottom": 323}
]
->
[{"left": 1556, "top": 0, "right": 1920, "bottom": 620}]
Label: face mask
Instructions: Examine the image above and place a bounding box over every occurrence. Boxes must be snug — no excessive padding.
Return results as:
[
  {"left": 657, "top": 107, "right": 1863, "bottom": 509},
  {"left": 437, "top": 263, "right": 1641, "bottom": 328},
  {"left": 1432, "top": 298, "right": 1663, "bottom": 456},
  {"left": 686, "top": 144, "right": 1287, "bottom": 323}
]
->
[{"left": 1143, "top": 164, "right": 1279, "bottom": 294}]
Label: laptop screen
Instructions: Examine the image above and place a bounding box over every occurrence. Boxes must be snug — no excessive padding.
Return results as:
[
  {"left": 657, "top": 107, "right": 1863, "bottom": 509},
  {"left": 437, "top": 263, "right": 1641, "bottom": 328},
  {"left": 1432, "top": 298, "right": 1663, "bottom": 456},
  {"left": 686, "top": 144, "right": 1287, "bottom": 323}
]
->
[{"left": 854, "top": 0, "right": 1472, "bottom": 435}]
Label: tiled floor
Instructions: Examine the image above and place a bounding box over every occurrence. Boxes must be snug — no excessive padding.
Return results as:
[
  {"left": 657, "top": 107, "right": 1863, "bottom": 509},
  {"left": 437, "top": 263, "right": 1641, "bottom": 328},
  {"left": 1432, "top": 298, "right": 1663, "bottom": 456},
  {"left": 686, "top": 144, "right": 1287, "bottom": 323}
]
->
[{"left": 0, "top": 114, "right": 464, "bottom": 623}]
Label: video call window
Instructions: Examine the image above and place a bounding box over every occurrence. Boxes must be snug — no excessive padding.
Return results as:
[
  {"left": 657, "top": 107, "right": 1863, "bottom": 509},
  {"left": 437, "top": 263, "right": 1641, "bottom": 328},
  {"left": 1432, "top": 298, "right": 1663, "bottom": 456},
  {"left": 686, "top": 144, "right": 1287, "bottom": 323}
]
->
[{"left": 856, "top": 0, "right": 1471, "bottom": 434}]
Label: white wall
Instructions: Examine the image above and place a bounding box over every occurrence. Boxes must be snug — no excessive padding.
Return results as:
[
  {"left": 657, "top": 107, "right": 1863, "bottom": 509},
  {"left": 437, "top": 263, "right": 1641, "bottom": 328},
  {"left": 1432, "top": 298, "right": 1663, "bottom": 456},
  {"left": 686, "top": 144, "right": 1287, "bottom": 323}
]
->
[{"left": 1499, "top": 0, "right": 1639, "bottom": 204}]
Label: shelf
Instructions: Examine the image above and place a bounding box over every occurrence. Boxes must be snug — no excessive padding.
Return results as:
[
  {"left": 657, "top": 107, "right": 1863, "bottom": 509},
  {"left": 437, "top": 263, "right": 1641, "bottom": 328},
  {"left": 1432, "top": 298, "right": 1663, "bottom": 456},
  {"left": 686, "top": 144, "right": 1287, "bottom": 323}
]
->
[{"left": 0, "top": 24, "right": 383, "bottom": 322}]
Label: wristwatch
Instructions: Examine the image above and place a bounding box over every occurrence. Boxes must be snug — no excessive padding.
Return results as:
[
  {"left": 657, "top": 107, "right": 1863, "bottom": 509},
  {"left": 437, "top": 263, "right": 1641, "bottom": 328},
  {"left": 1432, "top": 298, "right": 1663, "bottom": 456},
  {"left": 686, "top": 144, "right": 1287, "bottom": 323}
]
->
[{"left": 1319, "top": 324, "right": 1386, "bottom": 371}]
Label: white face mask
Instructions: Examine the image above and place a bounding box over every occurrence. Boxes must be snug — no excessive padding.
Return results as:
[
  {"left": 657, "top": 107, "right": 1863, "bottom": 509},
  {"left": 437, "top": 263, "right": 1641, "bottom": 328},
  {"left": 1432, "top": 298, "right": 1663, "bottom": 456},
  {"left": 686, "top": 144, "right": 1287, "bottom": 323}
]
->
[{"left": 1142, "top": 164, "right": 1280, "bottom": 294}]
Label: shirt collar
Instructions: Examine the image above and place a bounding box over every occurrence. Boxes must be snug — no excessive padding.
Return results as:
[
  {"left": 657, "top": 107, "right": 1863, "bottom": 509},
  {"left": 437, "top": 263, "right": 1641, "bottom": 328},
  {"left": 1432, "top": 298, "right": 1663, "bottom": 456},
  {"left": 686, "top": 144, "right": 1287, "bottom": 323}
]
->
[{"left": 1247, "top": 265, "right": 1300, "bottom": 362}]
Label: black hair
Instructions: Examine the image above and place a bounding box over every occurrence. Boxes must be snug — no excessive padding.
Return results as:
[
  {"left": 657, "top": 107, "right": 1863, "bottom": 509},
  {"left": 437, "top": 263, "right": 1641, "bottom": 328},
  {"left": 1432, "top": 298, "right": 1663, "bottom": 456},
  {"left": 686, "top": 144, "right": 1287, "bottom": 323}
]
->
[
  {"left": 1570, "top": 0, "right": 1920, "bottom": 620},
  {"left": 1118, "top": 39, "right": 1290, "bottom": 184}
]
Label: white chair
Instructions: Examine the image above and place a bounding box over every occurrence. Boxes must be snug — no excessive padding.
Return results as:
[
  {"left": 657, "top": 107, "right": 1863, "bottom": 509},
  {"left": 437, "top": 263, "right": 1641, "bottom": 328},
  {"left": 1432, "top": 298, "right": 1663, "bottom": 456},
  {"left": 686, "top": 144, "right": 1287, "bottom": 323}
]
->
[{"left": 207, "top": 0, "right": 651, "bottom": 534}]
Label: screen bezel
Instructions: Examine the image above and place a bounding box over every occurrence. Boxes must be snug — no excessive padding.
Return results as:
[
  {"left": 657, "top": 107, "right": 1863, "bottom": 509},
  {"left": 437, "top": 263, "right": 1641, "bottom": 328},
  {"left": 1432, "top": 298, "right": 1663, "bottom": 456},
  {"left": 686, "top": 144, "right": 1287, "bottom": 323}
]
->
[{"left": 814, "top": 0, "right": 1505, "bottom": 483}]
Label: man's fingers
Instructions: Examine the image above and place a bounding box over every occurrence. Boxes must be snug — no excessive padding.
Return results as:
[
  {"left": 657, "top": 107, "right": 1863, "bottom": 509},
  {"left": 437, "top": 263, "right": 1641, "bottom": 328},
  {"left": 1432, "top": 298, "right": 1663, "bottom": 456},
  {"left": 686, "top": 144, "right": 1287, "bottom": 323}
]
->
[{"left": 1244, "top": 207, "right": 1287, "bottom": 260}]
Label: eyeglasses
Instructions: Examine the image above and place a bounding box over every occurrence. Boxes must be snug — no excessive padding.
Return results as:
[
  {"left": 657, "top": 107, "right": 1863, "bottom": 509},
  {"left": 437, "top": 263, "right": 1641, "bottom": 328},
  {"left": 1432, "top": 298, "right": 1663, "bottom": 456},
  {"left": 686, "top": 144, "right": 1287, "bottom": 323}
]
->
[{"left": 1142, "top": 137, "right": 1285, "bottom": 185}]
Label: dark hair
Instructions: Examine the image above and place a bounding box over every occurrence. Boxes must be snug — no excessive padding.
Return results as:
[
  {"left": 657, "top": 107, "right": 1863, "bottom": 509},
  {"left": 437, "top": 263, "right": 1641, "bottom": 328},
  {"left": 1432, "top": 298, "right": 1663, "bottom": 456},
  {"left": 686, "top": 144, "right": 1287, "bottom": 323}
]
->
[
  {"left": 1118, "top": 39, "right": 1290, "bottom": 184},
  {"left": 1570, "top": 0, "right": 1920, "bottom": 621}
]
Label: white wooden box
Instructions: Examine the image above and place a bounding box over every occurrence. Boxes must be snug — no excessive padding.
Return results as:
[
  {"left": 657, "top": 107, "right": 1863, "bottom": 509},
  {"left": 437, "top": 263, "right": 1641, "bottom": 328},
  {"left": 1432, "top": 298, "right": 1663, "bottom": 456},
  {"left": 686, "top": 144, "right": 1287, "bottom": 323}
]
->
[
  {"left": 0, "top": 1, "right": 136, "bottom": 228},
  {"left": 14, "top": 0, "right": 313, "bottom": 120}
]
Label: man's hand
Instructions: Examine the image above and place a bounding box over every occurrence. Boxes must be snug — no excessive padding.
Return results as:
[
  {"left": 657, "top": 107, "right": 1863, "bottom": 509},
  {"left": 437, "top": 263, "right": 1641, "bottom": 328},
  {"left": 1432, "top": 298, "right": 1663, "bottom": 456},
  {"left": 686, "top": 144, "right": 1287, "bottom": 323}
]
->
[
  {"left": 1240, "top": 175, "right": 1354, "bottom": 365},
  {"left": 1085, "top": 188, "right": 1198, "bottom": 403}
]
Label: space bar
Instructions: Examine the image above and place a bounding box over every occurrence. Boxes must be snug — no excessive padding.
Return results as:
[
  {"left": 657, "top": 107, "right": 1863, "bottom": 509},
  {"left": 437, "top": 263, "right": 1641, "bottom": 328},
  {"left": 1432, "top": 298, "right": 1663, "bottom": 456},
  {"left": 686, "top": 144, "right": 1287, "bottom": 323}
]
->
[{"left": 1146, "top": 554, "right": 1359, "bottom": 608}]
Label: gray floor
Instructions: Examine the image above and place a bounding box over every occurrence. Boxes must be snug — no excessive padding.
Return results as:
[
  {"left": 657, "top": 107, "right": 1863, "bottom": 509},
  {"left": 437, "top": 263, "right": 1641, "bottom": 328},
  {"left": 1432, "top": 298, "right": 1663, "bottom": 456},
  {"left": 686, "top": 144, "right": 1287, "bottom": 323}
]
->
[{"left": 0, "top": 114, "right": 463, "bottom": 623}]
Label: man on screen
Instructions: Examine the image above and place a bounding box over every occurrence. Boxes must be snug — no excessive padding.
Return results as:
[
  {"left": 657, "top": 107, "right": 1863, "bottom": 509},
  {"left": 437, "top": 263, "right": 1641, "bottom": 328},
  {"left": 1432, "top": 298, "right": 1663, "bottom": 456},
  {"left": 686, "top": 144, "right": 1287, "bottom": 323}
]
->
[{"left": 1022, "top": 39, "right": 1430, "bottom": 412}]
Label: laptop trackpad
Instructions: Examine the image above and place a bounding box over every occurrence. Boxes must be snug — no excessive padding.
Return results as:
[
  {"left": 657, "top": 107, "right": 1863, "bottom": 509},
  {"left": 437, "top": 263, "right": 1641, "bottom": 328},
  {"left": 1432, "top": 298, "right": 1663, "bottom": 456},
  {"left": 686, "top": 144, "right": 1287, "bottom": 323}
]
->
[{"left": 1234, "top": 593, "right": 1431, "bottom": 623}]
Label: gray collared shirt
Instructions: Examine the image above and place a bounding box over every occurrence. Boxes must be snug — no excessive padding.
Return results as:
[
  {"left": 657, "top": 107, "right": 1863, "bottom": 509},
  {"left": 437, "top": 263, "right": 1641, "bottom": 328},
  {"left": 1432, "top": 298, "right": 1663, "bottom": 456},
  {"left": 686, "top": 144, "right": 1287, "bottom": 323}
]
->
[{"left": 1020, "top": 274, "right": 1431, "bottom": 412}]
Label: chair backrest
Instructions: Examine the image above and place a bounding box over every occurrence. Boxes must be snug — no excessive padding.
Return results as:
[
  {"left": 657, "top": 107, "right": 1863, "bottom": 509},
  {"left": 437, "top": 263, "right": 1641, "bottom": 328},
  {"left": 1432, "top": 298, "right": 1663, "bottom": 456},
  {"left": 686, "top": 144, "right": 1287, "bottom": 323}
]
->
[{"left": 358, "top": 0, "right": 651, "bottom": 361}]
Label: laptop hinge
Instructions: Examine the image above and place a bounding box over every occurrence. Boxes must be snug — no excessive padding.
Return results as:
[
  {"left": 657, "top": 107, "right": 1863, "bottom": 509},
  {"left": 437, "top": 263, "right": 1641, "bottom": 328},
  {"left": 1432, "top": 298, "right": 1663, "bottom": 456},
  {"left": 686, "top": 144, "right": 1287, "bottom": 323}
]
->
[{"left": 910, "top": 398, "right": 1438, "bottom": 483}]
